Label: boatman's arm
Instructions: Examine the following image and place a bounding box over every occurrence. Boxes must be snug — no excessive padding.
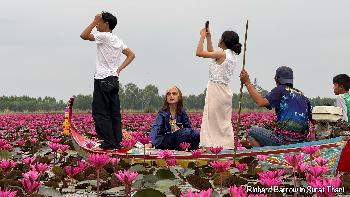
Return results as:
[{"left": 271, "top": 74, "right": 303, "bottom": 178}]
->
[{"left": 240, "top": 69, "right": 270, "bottom": 107}]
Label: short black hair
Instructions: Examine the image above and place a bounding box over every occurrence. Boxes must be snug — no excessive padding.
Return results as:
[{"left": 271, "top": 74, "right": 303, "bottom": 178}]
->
[
  {"left": 333, "top": 74, "right": 350, "bottom": 91},
  {"left": 102, "top": 11, "right": 117, "bottom": 30}
]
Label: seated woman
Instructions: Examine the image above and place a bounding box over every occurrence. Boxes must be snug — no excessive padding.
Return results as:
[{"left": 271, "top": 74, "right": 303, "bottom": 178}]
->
[{"left": 150, "top": 85, "right": 200, "bottom": 150}]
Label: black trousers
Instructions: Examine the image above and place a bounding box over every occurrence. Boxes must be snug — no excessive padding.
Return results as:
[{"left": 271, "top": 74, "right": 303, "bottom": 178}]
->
[{"left": 92, "top": 76, "right": 122, "bottom": 148}]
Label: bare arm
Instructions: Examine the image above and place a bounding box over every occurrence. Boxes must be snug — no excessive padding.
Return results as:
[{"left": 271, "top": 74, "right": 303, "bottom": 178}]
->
[
  {"left": 80, "top": 14, "right": 102, "bottom": 41},
  {"left": 196, "top": 28, "right": 224, "bottom": 59},
  {"left": 240, "top": 69, "right": 270, "bottom": 107},
  {"left": 116, "top": 48, "right": 136, "bottom": 75},
  {"left": 206, "top": 29, "right": 214, "bottom": 52}
]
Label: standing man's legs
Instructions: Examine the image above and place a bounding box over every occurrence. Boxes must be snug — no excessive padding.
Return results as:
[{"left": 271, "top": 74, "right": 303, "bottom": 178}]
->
[
  {"left": 92, "top": 79, "right": 118, "bottom": 149},
  {"left": 110, "top": 78, "right": 122, "bottom": 148}
]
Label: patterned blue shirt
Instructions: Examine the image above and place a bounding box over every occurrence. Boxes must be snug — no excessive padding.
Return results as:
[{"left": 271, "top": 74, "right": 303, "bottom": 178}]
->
[{"left": 265, "top": 85, "right": 312, "bottom": 138}]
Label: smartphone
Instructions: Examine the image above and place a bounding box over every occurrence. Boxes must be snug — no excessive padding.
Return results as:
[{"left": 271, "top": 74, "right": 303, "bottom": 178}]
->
[{"left": 205, "top": 21, "right": 209, "bottom": 32}]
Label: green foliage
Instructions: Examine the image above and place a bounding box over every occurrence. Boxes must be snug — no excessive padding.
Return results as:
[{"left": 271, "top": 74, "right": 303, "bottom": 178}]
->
[
  {"left": 169, "top": 185, "right": 181, "bottom": 197},
  {"left": 155, "top": 168, "right": 175, "bottom": 180},
  {"left": 133, "top": 188, "right": 167, "bottom": 197},
  {"left": 0, "top": 82, "right": 335, "bottom": 112},
  {"left": 186, "top": 174, "right": 212, "bottom": 190}
]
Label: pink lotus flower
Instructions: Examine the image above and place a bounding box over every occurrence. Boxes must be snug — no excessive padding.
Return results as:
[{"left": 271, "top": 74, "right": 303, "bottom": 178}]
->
[
  {"left": 308, "top": 176, "right": 342, "bottom": 197},
  {"left": 235, "top": 163, "right": 247, "bottom": 172},
  {"left": 0, "top": 159, "right": 16, "bottom": 173},
  {"left": 115, "top": 170, "right": 139, "bottom": 185},
  {"left": 48, "top": 137, "right": 61, "bottom": 143},
  {"left": 31, "top": 163, "right": 49, "bottom": 174},
  {"left": 20, "top": 178, "right": 41, "bottom": 194},
  {"left": 157, "top": 150, "right": 173, "bottom": 159},
  {"left": 259, "top": 177, "right": 283, "bottom": 187},
  {"left": 0, "top": 187, "right": 17, "bottom": 197},
  {"left": 237, "top": 146, "right": 246, "bottom": 151},
  {"left": 305, "top": 165, "right": 329, "bottom": 178},
  {"left": 315, "top": 157, "right": 328, "bottom": 166},
  {"left": 77, "top": 161, "right": 88, "bottom": 169},
  {"left": 115, "top": 170, "right": 139, "bottom": 197},
  {"left": 48, "top": 143, "right": 60, "bottom": 151},
  {"left": 258, "top": 169, "right": 284, "bottom": 180},
  {"left": 0, "top": 139, "right": 8, "bottom": 148},
  {"left": 284, "top": 154, "right": 304, "bottom": 170},
  {"left": 121, "top": 139, "right": 137, "bottom": 150},
  {"left": 166, "top": 158, "right": 177, "bottom": 167},
  {"left": 58, "top": 144, "right": 70, "bottom": 152},
  {"left": 191, "top": 149, "right": 202, "bottom": 158},
  {"left": 89, "top": 130, "right": 97, "bottom": 136},
  {"left": 229, "top": 185, "right": 246, "bottom": 197},
  {"left": 180, "top": 188, "right": 213, "bottom": 197},
  {"left": 87, "top": 153, "right": 111, "bottom": 169},
  {"left": 64, "top": 166, "right": 84, "bottom": 178},
  {"left": 0, "top": 144, "right": 12, "bottom": 150},
  {"left": 110, "top": 158, "right": 120, "bottom": 166},
  {"left": 86, "top": 142, "right": 95, "bottom": 149},
  {"left": 209, "top": 146, "right": 223, "bottom": 155},
  {"left": 179, "top": 142, "right": 191, "bottom": 151},
  {"left": 209, "top": 160, "right": 232, "bottom": 172},
  {"left": 131, "top": 131, "right": 143, "bottom": 141},
  {"left": 22, "top": 170, "right": 40, "bottom": 181},
  {"left": 23, "top": 157, "right": 36, "bottom": 166},
  {"left": 248, "top": 194, "right": 268, "bottom": 197},
  {"left": 138, "top": 135, "right": 150, "bottom": 145},
  {"left": 16, "top": 139, "right": 26, "bottom": 146},
  {"left": 301, "top": 145, "right": 320, "bottom": 155},
  {"left": 257, "top": 155, "right": 267, "bottom": 161}
]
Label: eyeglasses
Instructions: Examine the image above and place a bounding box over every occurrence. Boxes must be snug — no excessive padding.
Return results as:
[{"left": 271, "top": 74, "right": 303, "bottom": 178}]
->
[{"left": 166, "top": 92, "right": 178, "bottom": 96}]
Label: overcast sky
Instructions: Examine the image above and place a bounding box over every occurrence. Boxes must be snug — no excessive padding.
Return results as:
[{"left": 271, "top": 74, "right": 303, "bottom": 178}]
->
[{"left": 1, "top": 0, "right": 349, "bottom": 100}]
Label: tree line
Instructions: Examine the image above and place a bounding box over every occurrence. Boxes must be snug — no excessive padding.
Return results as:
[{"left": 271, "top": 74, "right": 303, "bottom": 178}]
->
[{"left": 0, "top": 83, "right": 335, "bottom": 112}]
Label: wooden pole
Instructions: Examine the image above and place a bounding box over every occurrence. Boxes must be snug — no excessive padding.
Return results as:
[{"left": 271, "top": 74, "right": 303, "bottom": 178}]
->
[{"left": 234, "top": 20, "right": 249, "bottom": 155}]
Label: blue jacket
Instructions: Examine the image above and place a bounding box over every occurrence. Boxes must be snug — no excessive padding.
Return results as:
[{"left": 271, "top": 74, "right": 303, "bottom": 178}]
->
[{"left": 150, "top": 108, "right": 192, "bottom": 147}]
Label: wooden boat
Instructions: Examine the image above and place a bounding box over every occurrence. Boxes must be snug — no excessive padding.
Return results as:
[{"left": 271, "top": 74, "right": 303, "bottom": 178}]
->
[{"left": 64, "top": 98, "right": 349, "bottom": 173}]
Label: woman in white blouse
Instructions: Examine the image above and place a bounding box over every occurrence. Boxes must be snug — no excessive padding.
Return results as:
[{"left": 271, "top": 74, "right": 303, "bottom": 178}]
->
[{"left": 196, "top": 25, "right": 242, "bottom": 149}]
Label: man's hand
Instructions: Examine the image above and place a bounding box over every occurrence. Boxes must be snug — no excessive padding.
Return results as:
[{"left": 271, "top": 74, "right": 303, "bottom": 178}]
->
[
  {"left": 116, "top": 67, "right": 122, "bottom": 76},
  {"left": 240, "top": 69, "right": 251, "bottom": 85}
]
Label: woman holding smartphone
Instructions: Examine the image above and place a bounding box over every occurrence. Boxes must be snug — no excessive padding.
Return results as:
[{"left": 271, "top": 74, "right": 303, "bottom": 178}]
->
[{"left": 196, "top": 22, "right": 242, "bottom": 149}]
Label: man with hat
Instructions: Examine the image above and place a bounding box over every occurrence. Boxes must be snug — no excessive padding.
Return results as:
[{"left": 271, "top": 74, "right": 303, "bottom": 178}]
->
[{"left": 240, "top": 66, "right": 312, "bottom": 146}]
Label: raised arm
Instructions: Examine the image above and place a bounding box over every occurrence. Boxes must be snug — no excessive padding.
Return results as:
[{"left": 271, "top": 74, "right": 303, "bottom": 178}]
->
[
  {"left": 116, "top": 48, "right": 136, "bottom": 75},
  {"left": 196, "top": 28, "right": 224, "bottom": 59},
  {"left": 240, "top": 69, "right": 270, "bottom": 107},
  {"left": 80, "top": 14, "right": 102, "bottom": 41},
  {"left": 206, "top": 28, "right": 214, "bottom": 52}
]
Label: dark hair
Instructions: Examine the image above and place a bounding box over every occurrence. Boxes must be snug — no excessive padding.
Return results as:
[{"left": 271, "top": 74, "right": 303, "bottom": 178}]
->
[
  {"left": 221, "top": 31, "right": 242, "bottom": 55},
  {"left": 102, "top": 11, "right": 117, "bottom": 30},
  {"left": 333, "top": 74, "right": 350, "bottom": 91},
  {"left": 162, "top": 85, "right": 183, "bottom": 115}
]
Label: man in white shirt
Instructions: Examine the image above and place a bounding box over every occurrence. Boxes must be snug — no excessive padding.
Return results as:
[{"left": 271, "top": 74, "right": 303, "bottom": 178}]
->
[
  {"left": 333, "top": 74, "right": 350, "bottom": 122},
  {"left": 80, "top": 12, "right": 135, "bottom": 150}
]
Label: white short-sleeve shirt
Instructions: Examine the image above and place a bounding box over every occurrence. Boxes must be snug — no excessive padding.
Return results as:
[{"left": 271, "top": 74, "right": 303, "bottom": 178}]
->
[
  {"left": 93, "top": 32, "right": 127, "bottom": 79},
  {"left": 335, "top": 94, "right": 349, "bottom": 122}
]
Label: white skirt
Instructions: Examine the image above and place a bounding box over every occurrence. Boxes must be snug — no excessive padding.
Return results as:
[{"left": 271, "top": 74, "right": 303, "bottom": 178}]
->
[{"left": 200, "top": 81, "right": 235, "bottom": 149}]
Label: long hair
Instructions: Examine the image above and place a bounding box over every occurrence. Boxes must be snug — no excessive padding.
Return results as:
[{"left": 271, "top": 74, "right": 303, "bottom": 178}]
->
[{"left": 162, "top": 85, "right": 183, "bottom": 115}]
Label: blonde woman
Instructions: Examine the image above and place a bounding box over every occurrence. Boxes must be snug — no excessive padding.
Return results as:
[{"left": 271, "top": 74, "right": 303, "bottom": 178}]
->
[{"left": 150, "top": 85, "right": 200, "bottom": 150}]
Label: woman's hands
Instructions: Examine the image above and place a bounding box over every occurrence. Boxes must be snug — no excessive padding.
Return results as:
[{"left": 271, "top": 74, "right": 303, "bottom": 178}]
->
[{"left": 200, "top": 27, "right": 211, "bottom": 38}]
